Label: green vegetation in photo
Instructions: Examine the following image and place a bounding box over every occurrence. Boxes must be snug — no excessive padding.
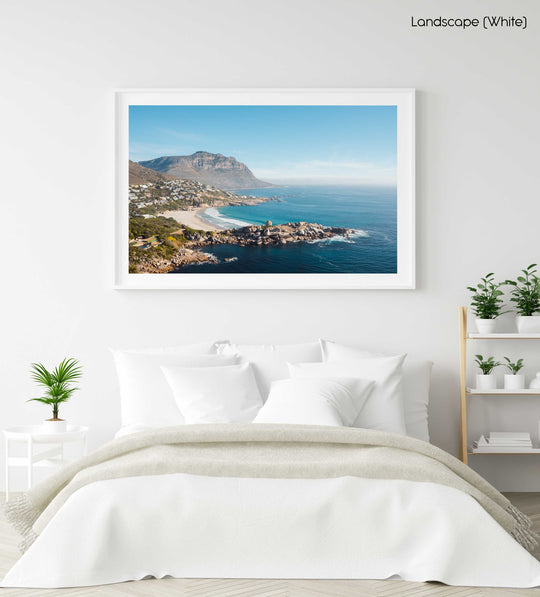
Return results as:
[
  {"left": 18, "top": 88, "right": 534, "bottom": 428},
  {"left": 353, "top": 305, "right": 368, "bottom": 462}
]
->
[{"left": 129, "top": 216, "right": 181, "bottom": 240}]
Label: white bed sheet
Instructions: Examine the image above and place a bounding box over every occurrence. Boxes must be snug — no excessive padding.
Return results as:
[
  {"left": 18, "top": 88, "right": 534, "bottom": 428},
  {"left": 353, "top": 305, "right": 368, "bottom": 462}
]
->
[{"left": 3, "top": 474, "right": 540, "bottom": 588}]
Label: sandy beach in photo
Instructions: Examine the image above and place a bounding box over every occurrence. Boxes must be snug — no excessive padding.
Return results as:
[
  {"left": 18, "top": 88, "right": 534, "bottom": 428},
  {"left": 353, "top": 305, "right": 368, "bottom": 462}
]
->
[{"left": 162, "top": 208, "right": 225, "bottom": 232}]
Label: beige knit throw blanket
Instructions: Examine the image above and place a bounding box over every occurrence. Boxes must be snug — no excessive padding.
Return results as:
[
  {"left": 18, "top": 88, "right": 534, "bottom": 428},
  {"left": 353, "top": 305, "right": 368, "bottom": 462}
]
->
[{"left": 5, "top": 424, "right": 537, "bottom": 553}]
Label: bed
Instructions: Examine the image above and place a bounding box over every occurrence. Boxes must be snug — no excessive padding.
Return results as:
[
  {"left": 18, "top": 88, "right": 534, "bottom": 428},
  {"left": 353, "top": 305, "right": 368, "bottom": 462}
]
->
[{"left": 3, "top": 339, "right": 540, "bottom": 589}]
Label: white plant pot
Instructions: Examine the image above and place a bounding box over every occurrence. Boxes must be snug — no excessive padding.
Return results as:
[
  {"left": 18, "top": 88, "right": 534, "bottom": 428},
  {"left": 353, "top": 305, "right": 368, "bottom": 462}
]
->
[
  {"left": 41, "top": 419, "right": 67, "bottom": 434},
  {"left": 476, "top": 373, "right": 497, "bottom": 391},
  {"left": 517, "top": 315, "right": 540, "bottom": 334},
  {"left": 504, "top": 374, "right": 525, "bottom": 390},
  {"left": 476, "top": 319, "right": 497, "bottom": 334}
]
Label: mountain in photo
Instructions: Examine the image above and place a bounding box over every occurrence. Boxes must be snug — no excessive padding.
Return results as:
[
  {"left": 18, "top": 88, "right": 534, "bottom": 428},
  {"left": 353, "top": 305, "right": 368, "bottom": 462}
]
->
[
  {"left": 139, "top": 151, "right": 274, "bottom": 190},
  {"left": 129, "top": 160, "right": 179, "bottom": 185}
]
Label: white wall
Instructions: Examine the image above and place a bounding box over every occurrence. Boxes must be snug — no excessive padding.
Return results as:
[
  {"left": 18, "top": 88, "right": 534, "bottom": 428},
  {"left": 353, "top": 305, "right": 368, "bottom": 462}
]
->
[{"left": 1, "top": 0, "right": 539, "bottom": 491}]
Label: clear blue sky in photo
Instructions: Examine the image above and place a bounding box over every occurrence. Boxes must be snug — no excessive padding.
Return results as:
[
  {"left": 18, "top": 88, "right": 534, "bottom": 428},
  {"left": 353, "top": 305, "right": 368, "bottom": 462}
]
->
[{"left": 129, "top": 105, "right": 397, "bottom": 185}]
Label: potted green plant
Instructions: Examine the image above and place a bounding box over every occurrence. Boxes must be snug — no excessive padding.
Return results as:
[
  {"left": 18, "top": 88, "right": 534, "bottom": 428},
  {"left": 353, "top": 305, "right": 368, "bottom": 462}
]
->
[
  {"left": 467, "top": 273, "right": 506, "bottom": 334},
  {"left": 503, "top": 357, "right": 525, "bottom": 390},
  {"left": 28, "top": 357, "right": 82, "bottom": 433},
  {"left": 505, "top": 264, "right": 540, "bottom": 333},
  {"left": 474, "top": 354, "right": 501, "bottom": 391}
]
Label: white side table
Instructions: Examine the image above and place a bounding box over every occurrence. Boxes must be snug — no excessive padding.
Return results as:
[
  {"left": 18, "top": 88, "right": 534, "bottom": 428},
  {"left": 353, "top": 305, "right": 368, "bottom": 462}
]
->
[{"left": 4, "top": 425, "right": 88, "bottom": 501}]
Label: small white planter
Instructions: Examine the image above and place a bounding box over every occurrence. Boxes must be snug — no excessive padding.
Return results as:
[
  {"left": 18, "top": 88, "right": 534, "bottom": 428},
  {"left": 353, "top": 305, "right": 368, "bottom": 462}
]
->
[
  {"left": 476, "top": 373, "right": 497, "bottom": 391},
  {"left": 476, "top": 319, "right": 497, "bottom": 334},
  {"left": 504, "top": 374, "right": 525, "bottom": 390},
  {"left": 41, "top": 419, "right": 67, "bottom": 434},
  {"left": 517, "top": 315, "right": 540, "bottom": 334}
]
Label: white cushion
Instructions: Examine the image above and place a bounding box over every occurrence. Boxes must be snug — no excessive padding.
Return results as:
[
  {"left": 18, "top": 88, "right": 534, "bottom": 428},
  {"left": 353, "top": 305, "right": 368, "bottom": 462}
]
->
[
  {"left": 216, "top": 342, "right": 322, "bottom": 399},
  {"left": 111, "top": 349, "right": 237, "bottom": 428},
  {"left": 254, "top": 377, "right": 374, "bottom": 427},
  {"left": 288, "top": 354, "right": 407, "bottom": 434},
  {"left": 320, "top": 339, "right": 432, "bottom": 441},
  {"left": 115, "top": 341, "right": 221, "bottom": 355},
  {"left": 162, "top": 362, "right": 263, "bottom": 424}
]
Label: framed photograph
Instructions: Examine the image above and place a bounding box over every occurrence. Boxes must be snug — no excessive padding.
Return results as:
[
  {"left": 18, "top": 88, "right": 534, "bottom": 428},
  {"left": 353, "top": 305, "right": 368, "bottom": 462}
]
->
[{"left": 115, "top": 89, "right": 415, "bottom": 289}]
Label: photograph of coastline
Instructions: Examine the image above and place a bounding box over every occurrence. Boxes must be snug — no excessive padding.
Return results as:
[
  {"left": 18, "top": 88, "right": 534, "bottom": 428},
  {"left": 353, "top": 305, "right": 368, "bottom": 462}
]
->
[{"left": 116, "top": 90, "right": 415, "bottom": 288}]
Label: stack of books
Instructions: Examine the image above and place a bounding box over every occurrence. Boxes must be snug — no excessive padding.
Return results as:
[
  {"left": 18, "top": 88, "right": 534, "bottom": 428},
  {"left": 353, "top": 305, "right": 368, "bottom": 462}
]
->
[{"left": 473, "top": 432, "right": 533, "bottom": 453}]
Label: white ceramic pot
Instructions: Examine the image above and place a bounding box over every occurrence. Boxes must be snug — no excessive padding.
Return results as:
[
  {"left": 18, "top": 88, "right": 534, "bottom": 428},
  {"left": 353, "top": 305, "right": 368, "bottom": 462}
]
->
[
  {"left": 504, "top": 374, "right": 525, "bottom": 390},
  {"left": 41, "top": 419, "right": 67, "bottom": 434},
  {"left": 476, "top": 318, "right": 497, "bottom": 334},
  {"left": 476, "top": 373, "right": 497, "bottom": 391},
  {"left": 517, "top": 315, "right": 540, "bottom": 334}
]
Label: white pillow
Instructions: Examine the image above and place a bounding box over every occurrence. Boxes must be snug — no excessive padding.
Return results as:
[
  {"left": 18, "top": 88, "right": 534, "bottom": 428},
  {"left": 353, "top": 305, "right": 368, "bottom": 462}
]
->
[
  {"left": 253, "top": 377, "right": 374, "bottom": 427},
  {"left": 320, "top": 339, "right": 433, "bottom": 441},
  {"left": 216, "top": 342, "right": 322, "bottom": 399},
  {"left": 289, "top": 354, "right": 407, "bottom": 434},
  {"left": 162, "top": 362, "right": 263, "bottom": 424},
  {"left": 115, "top": 341, "right": 221, "bottom": 355},
  {"left": 111, "top": 349, "right": 237, "bottom": 428}
]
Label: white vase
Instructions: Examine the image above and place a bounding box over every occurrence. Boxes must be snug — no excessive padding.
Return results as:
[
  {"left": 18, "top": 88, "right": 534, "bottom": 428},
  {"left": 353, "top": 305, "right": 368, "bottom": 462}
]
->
[
  {"left": 41, "top": 419, "right": 67, "bottom": 434},
  {"left": 530, "top": 373, "right": 540, "bottom": 389},
  {"left": 476, "top": 319, "right": 497, "bottom": 334},
  {"left": 517, "top": 315, "right": 540, "bottom": 334},
  {"left": 504, "top": 374, "right": 525, "bottom": 390},
  {"left": 476, "top": 373, "right": 497, "bottom": 391}
]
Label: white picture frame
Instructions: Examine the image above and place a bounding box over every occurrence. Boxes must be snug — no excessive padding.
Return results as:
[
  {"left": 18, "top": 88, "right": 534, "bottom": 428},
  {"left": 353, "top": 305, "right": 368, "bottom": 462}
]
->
[{"left": 115, "top": 88, "right": 415, "bottom": 289}]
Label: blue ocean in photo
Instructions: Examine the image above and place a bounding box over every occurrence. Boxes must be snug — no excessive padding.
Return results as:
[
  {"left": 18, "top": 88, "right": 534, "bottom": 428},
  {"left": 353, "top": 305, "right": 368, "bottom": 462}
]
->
[{"left": 174, "top": 185, "right": 397, "bottom": 274}]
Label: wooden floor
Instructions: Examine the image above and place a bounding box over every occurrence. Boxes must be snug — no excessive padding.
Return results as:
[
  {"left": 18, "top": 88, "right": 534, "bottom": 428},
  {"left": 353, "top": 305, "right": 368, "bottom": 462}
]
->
[{"left": 1, "top": 493, "right": 539, "bottom": 596}]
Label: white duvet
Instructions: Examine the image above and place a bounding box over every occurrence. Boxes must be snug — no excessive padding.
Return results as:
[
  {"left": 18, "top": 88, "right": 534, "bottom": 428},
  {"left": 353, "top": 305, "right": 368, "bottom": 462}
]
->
[{"left": 3, "top": 473, "right": 540, "bottom": 588}]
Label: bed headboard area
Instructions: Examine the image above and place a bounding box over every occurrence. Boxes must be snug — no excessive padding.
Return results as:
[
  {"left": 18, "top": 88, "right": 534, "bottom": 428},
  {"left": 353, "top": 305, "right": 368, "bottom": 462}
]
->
[{"left": 111, "top": 339, "right": 432, "bottom": 442}]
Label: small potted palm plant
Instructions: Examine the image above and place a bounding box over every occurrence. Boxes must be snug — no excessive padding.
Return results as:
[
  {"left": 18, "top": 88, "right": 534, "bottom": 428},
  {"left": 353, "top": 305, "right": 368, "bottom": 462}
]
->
[
  {"left": 467, "top": 273, "right": 506, "bottom": 334},
  {"left": 505, "top": 264, "right": 540, "bottom": 333},
  {"left": 503, "top": 357, "right": 525, "bottom": 390},
  {"left": 475, "top": 354, "right": 501, "bottom": 391},
  {"left": 28, "top": 357, "right": 82, "bottom": 433}
]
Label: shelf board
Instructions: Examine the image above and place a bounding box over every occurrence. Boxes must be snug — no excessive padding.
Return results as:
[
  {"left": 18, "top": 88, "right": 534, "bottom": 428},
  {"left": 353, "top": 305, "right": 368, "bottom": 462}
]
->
[
  {"left": 468, "top": 333, "right": 540, "bottom": 339},
  {"left": 468, "top": 449, "right": 540, "bottom": 455},
  {"left": 466, "top": 388, "right": 540, "bottom": 395}
]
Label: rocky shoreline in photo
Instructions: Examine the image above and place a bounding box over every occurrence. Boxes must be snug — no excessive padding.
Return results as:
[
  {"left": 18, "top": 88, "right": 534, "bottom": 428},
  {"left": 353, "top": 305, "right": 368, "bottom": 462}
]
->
[
  {"left": 197, "top": 221, "right": 352, "bottom": 247},
  {"left": 132, "top": 222, "right": 354, "bottom": 273}
]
